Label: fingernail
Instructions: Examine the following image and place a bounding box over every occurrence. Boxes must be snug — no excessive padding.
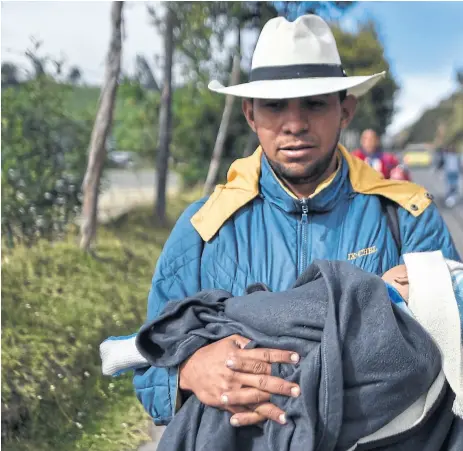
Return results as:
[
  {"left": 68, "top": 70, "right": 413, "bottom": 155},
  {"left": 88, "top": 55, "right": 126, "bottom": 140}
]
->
[
  {"left": 230, "top": 417, "right": 240, "bottom": 427},
  {"left": 279, "top": 413, "right": 287, "bottom": 424},
  {"left": 291, "top": 386, "right": 300, "bottom": 397},
  {"left": 226, "top": 359, "right": 234, "bottom": 368},
  {"left": 221, "top": 394, "right": 229, "bottom": 404},
  {"left": 290, "top": 353, "right": 299, "bottom": 363}
]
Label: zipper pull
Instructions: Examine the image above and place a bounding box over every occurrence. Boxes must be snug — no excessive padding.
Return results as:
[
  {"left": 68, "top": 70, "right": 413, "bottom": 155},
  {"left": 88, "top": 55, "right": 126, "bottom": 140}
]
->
[{"left": 301, "top": 198, "right": 308, "bottom": 222}]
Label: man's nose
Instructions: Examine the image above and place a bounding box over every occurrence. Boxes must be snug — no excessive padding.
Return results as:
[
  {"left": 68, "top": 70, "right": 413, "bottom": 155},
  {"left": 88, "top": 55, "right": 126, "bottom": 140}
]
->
[{"left": 282, "top": 106, "right": 309, "bottom": 135}]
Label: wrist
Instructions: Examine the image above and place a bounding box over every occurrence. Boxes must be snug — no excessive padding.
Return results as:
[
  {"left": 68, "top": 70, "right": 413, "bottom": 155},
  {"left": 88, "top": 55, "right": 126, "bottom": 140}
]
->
[{"left": 178, "top": 360, "right": 192, "bottom": 392}]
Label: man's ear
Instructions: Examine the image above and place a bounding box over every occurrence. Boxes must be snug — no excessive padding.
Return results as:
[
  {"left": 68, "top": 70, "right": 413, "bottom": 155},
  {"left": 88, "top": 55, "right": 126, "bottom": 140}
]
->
[
  {"left": 340, "top": 94, "right": 357, "bottom": 129},
  {"left": 242, "top": 98, "right": 256, "bottom": 132}
]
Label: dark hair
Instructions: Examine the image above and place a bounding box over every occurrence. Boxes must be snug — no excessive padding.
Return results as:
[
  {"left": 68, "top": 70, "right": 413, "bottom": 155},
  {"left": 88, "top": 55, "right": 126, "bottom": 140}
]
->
[{"left": 339, "top": 90, "right": 347, "bottom": 103}]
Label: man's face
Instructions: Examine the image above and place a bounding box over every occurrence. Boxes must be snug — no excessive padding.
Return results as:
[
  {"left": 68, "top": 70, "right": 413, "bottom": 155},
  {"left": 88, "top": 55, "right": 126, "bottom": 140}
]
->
[
  {"left": 242, "top": 94, "right": 357, "bottom": 185},
  {"left": 360, "top": 129, "right": 380, "bottom": 155}
]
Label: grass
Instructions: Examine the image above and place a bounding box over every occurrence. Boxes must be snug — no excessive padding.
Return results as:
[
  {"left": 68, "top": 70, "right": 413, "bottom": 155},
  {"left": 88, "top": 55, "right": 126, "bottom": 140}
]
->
[{"left": 1, "top": 195, "right": 193, "bottom": 451}]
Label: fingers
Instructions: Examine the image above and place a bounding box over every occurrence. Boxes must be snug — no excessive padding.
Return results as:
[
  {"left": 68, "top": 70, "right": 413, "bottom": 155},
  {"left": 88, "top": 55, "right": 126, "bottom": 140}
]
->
[
  {"left": 221, "top": 388, "right": 271, "bottom": 406},
  {"left": 239, "top": 348, "right": 300, "bottom": 364},
  {"left": 223, "top": 404, "right": 249, "bottom": 415},
  {"left": 230, "top": 402, "right": 287, "bottom": 427},
  {"left": 225, "top": 348, "right": 300, "bottom": 373},
  {"left": 226, "top": 357, "right": 272, "bottom": 375},
  {"left": 234, "top": 372, "right": 301, "bottom": 398}
]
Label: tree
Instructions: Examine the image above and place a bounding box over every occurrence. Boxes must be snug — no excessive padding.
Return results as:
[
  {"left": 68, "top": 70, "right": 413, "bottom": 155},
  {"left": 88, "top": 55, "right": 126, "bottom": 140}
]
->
[
  {"left": 1, "top": 77, "right": 90, "bottom": 245},
  {"left": 457, "top": 68, "right": 463, "bottom": 88},
  {"left": 80, "top": 1, "right": 124, "bottom": 250},
  {"left": 135, "top": 54, "right": 160, "bottom": 91},
  {"left": 332, "top": 22, "right": 399, "bottom": 136},
  {"left": 203, "top": 52, "right": 241, "bottom": 195},
  {"left": 113, "top": 77, "right": 160, "bottom": 155},
  {"left": 154, "top": 4, "right": 174, "bottom": 223},
  {"left": 67, "top": 66, "right": 82, "bottom": 85},
  {"left": 1, "top": 62, "right": 20, "bottom": 87},
  {"left": 24, "top": 38, "right": 47, "bottom": 78}
]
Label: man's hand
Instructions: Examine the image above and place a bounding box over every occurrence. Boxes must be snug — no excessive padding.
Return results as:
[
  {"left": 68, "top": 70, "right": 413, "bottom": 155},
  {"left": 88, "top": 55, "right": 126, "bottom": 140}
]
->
[{"left": 179, "top": 334, "right": 300, "bottom": 427}]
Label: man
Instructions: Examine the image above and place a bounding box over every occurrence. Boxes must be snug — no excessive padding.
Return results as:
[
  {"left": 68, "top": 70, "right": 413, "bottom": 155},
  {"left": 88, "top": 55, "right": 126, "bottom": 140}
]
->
[
  {"left": 134, "top": 14, "right": 460, "bottom": 429},
  {"left": 352, "top": 129, "right": 410, "bottom": 180},
  {"left": 442, "top": 144, "right": 462, "bottom": 208}
]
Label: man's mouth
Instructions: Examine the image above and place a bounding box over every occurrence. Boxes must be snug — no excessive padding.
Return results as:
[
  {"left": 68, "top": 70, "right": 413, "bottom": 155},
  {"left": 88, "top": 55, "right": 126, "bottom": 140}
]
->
[
  {"left": 279, "top": 144, "right": 315, "bottom": 151},
  {"left": 279, "top": 144, "right": 316, "bottom": 158}
]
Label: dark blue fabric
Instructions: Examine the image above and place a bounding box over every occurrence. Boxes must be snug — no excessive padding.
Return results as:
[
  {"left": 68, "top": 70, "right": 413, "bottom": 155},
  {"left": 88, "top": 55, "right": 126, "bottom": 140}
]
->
[
  {"left": 133, "top": 152, "right": 460, "bottom": 425},
  {"left": 137, "top": 260, "right": 460, "bottom": 451}
]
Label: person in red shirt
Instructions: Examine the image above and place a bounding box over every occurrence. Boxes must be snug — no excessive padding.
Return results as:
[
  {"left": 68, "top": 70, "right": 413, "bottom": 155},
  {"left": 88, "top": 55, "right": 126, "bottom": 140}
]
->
[{"left": 352, "top": 129, "right": 410, "bottom": 180}]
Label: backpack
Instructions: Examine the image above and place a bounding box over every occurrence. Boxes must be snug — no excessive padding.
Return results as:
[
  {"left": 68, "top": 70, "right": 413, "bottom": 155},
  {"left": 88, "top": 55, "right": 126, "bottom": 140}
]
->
[{"left": 380, "top": 197, "right": 401, "bottom": 255}]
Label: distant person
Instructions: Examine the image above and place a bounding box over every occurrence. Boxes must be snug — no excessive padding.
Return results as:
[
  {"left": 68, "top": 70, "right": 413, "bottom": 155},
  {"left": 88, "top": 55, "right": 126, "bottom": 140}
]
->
[
  {"left": 352, "top": 129, "right": 411, "bottom": 180},
  {"left": 442, "top": 144, "right": 462, "bottom": 208}
]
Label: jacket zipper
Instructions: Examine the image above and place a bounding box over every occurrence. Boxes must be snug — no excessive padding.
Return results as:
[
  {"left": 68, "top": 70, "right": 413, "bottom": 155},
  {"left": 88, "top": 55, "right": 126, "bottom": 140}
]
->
[{"left": 300, "top": 198, "right": 309, "bottom": 274}]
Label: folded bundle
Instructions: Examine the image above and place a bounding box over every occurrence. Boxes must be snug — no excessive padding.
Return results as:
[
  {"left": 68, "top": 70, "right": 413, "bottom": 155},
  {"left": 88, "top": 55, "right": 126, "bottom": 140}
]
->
[{"left": 137, "top": 259, "right": 463, "bottom": 451}]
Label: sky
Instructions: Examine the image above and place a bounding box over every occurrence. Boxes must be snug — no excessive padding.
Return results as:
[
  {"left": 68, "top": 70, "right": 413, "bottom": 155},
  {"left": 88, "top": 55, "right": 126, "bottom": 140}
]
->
[{"left": 1, "top": 1, "right": 463, "bottom": 137}]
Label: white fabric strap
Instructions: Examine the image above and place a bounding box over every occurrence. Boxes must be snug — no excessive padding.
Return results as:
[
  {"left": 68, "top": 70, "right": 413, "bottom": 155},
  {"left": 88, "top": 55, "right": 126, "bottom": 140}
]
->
[
  {"left": 404, "top": 250, "right": 463, "bottom": 417},
  {"left": 99, "top": 335, "right": 149, "bottom": 376}
]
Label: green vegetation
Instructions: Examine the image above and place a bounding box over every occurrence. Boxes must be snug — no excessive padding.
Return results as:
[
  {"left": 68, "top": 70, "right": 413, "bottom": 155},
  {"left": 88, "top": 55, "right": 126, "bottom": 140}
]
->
[
  {"left": 332, "top": 22, "right": 399, "bottom": 136},
  {"left": 1, "top": 198, "right": 192, "bottom": 451},
  {"left": 400, "top": 89, "right": 463, "bottom": 151},
  {"left": 1, "top": 77, "right": 91, "bottom": 245}
]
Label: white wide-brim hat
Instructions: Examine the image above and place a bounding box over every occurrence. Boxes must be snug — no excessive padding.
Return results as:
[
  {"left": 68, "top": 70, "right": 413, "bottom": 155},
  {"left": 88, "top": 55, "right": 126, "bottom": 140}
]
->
[{"left": 209, "top": 15, "right": 385, "bottom": 99}]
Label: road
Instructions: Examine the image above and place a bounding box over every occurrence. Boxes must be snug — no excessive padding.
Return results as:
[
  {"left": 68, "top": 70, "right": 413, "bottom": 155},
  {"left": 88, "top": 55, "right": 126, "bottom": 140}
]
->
[
  {"left": 96, "top": 169, "right": 180, "bottom": 223},
  {"left": 409, "top": 167, "right": 463, "bottom": 256}
]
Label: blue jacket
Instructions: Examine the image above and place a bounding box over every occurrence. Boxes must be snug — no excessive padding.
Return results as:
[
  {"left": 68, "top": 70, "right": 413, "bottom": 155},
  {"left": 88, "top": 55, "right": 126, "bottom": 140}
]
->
[{"left": 133, "top": 146, "right": 460, "bottom": 425}]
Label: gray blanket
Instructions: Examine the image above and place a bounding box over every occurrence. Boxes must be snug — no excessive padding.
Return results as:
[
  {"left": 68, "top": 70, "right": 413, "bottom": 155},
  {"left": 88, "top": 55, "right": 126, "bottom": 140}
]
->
[{"left": 137, "top": 260, "right": 463, "bottom": 451}]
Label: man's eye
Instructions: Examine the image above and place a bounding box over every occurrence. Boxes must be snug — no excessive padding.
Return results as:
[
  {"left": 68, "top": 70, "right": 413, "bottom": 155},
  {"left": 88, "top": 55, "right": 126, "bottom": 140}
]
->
[
  {"left": 305, "top": 100, "right": 326, "bottom": 109},
  {"left": 264, "top": 101, "right": 283, "bottom": 110}
]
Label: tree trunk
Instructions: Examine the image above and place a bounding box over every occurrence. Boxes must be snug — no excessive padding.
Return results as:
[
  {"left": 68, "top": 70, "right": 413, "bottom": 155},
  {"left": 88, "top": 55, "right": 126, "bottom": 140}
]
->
[
  {"left": 80, "top": 1, "right": 123, "bottom": 250},
  {"left": 203, "top": 45, "right": 241, "bottom": 196},
  {"left": 155, "top": 5, "right": 174, "bottom": 224}
]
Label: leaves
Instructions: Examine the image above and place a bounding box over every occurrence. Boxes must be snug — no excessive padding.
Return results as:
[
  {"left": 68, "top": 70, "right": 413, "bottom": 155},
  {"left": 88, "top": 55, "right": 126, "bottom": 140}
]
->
[
  {"left": 1, "top": 77, "right": 91, "bottom": 245},
  {"left": 333, "top": 22, "right": 399, "bottom": 135}
]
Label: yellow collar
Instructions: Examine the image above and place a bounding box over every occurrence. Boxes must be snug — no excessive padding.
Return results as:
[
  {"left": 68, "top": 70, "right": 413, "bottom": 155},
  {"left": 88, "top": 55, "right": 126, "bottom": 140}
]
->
[{"left": 191, "top": 144, "right": 432, "bottom": 242}]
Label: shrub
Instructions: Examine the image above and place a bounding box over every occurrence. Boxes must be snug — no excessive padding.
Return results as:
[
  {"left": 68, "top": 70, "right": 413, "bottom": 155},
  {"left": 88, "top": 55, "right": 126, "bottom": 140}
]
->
[{"left": 1, "top": 77, "right": 91, "bottom": 246}]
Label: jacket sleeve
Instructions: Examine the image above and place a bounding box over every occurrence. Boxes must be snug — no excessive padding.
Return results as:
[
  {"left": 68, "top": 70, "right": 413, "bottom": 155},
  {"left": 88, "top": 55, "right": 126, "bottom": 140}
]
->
[
  {"left": 399, "top": 201, "right": 461, "bottom": 262},
  {"left": 133, "top": 199, "right": 206, "bottom": 425}
]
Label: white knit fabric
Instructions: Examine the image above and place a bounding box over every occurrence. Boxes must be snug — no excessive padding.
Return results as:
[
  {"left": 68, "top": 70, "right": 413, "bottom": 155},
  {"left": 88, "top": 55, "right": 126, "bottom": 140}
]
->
[
  {"left": 99, "top": 335, "right": 148, "bottom": 376},
  {"left": 404, "top": 250, "right": 463, "bottom": 418}
]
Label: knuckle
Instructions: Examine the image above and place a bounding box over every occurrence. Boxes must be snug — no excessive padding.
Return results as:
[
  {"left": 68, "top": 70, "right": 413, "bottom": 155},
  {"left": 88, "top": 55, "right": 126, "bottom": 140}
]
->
[
  {"left": 253, "top": 361, "right": 266, "bottom": 374},
  {"left": 224, "top": 371, "right": 234, "bottom": 383},
  {"left": 258, "top": 376, "right": 267, "bottom": 389},
  {"left": 262, "top": 350, "right": 271, "bottom": 362},
  {"left": 264, "top": 406, "right": 276, "bottom": 419},
  {"left": 227, "top": 351, "right": 238, "bottom": 361}
]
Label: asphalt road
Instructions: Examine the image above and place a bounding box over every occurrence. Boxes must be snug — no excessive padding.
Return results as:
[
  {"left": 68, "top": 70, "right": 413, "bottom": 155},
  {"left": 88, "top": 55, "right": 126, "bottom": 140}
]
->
[
  {"left": 104, "top": 168, "right": 179, "bottom": 191},
  {"left": 409, "top": 167, "right": 463, "bottom": 257}
]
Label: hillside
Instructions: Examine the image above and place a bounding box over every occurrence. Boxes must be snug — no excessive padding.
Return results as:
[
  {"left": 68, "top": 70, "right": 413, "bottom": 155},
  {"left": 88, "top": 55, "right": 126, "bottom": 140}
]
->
[{"left": 397, "top": 89, "right": 463, "bottom": 151}]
